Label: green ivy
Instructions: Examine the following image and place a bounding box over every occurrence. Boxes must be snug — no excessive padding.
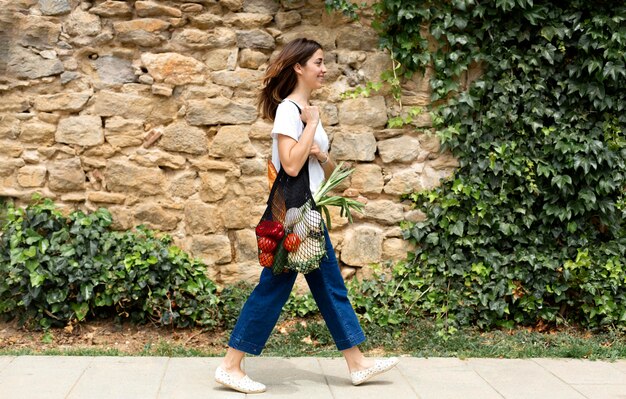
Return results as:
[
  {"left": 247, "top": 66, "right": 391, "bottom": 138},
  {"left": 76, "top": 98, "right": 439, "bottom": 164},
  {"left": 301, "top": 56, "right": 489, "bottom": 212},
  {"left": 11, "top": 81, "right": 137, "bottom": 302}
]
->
[
  {"left": 0, "top": 196, "right": 221, "bottom": 329},
  {"left": 328, "top": 0, "right": 626, "bottom": 331}
]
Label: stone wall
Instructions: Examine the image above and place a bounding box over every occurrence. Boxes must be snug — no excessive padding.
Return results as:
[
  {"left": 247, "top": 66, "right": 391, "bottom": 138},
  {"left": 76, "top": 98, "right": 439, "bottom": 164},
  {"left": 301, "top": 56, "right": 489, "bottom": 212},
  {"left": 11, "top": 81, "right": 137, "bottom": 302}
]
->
[{"left": 0, "top": 0, "right": 460, "bottom": 286}]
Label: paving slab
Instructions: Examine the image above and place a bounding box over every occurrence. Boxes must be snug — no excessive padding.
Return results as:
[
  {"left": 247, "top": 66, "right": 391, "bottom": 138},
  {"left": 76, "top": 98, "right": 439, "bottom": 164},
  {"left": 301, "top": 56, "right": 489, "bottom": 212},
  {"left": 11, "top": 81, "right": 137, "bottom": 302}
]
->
[
  {"left": 468, "top": 358, "right": 587, "bottom": 399},
  {"left": 571, "top": 384, "right": 626, "bottom": 399},
  {"left": 397, "top": 357, "right": 503, "bottom": 399},
  {"left": 317, "top": 356, "right": 418, "bottom": 399},
  {"left": 1, "top": 355, "right": 625, "bottom": 398},
  {"left": 0, "top": 356, "right": 14, "bottom": 372},
  {"left": 609, "top": 360, "right": 626, "bottom": 375},
  {"left": 0, "top": 355, "right": 93, "bottom": 399},
  {"left": 533, "top": 358, "right": 626, "bottom": 385},
  {"left": 158, "top": 357, "right": 243, "bottom": 399},
  {"left": 248, "top": 356, "right": 334, "bottom": 398},
  {"left": 67, "top": 356, "right": 168, "bottom": 399}
]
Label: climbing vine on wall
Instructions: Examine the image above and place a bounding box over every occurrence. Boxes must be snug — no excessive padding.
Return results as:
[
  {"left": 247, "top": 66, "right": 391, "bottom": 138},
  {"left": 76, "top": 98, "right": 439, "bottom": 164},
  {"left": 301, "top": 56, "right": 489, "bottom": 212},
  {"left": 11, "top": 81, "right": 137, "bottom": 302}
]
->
[{"left": 328, "top": 0, "right": 626, "bottom": 331}]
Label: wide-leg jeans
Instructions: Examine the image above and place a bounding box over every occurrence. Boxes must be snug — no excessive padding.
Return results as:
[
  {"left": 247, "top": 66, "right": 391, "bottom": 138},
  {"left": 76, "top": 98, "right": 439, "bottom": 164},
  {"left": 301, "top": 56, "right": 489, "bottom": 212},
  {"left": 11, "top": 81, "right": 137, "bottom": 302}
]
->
[{"left": 228, "top": 227, "right": 366, "bottom": 355}]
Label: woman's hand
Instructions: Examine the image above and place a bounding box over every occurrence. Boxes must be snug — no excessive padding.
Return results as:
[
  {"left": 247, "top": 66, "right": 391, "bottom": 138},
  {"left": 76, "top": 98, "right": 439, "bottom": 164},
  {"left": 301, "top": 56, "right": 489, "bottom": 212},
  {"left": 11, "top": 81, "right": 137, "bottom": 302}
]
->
[
  {"left": 309, "top": 143, "right": 327, "bottom": 162},
  {"left": 300, "top": 105, "right": 320, "bottom": 126}
]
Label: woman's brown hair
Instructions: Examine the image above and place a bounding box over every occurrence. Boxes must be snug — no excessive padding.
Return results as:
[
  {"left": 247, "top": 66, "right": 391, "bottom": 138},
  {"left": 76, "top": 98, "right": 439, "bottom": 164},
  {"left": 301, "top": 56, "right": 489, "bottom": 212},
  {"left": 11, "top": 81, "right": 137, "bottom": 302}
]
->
[{"left": 257, "top": 38, "right": 322, "bottom": 121}]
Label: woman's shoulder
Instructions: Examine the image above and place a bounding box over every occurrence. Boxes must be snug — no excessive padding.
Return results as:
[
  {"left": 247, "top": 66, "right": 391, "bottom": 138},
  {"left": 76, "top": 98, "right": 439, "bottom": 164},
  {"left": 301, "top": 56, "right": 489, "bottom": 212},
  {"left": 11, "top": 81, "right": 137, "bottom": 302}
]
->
[
  {"left": 278, "top": 99, "right": 302, "bottom": 113},
  {"left": 274, "top": 100, "right": 301, "bottom": 121}
]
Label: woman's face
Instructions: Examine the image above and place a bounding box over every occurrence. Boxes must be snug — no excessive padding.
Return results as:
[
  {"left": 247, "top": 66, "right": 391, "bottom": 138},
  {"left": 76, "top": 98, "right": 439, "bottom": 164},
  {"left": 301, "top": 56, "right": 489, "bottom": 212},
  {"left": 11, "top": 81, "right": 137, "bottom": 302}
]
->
[{"left": 298, "top": 48, "right": 327, "bottom": 90}]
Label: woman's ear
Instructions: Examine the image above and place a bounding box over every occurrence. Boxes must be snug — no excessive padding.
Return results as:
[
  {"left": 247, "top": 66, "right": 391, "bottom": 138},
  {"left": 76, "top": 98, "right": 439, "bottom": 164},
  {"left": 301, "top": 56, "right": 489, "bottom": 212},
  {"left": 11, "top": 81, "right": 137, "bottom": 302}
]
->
[{"left": 293, "top": 63, "right": 303, "bottom": 75}]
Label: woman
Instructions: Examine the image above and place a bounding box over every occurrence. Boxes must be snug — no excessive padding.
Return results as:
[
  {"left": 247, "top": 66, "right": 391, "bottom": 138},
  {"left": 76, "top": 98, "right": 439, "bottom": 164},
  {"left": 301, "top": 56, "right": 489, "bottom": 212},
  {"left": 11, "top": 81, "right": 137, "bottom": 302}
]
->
[{"left": 214, "top": 38, "right": 399, "bottom": 394}]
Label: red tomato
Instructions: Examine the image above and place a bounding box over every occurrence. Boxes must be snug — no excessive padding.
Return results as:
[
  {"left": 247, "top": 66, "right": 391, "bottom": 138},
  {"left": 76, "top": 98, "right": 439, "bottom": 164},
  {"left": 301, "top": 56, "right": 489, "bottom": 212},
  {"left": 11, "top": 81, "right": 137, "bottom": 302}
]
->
[
  {"left": 259, "top": 252, "right": 274, "bottom": 268},
  {"left": 257, "top": 236, "right": 277, "bottom": 253},
  {"left": 283, "top": 233, "right": 301, "bottom": 252}
]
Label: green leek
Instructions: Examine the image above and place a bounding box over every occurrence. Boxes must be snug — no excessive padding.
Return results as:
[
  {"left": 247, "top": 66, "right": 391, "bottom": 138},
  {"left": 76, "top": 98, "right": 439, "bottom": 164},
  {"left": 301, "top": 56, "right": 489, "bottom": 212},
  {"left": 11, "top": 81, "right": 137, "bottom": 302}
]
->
[{"left": 313, "top": 162, "right": 365, "bottom": 229}]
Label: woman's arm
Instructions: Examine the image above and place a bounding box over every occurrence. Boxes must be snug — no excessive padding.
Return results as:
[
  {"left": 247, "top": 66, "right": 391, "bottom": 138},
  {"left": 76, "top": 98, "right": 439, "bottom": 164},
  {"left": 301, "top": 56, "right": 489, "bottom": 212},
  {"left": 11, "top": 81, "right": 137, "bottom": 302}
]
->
[
  {"left": 277, "top": 105, "right": 319, "bottom": 176},
  {"left": 319, "top": 153, "right": 336, "bottom": 180},
  {"left": 309, "top": 143, "right": 335, "bottom": 180}
]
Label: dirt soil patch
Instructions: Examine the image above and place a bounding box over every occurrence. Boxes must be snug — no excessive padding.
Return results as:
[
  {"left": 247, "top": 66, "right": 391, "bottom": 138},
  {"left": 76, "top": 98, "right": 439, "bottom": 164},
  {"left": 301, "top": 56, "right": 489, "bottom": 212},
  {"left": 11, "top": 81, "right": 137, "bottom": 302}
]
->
[{"left": 0, "top": 319, "right": 230, "bottom": 355}]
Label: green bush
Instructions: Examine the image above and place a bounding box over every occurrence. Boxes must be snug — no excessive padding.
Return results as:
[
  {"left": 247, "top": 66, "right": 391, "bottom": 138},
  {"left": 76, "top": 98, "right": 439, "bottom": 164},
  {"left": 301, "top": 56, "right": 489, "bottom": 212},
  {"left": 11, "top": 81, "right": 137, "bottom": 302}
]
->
[
  {"left": 0, "top": 196, "right": 220, "bottom": 329},
  {"left": 368, "top": 0, "right": 626, "bottom": 331}
]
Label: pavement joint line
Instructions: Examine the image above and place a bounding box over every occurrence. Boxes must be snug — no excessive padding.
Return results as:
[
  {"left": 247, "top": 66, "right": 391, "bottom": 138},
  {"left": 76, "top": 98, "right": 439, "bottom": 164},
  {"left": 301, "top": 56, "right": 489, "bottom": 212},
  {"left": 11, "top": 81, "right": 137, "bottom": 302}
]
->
[
  {"left": 0, "top": 356, "right": 15, "bottom": 374},
  {"left": 530, "top": 358, "right": 591, "bottom": 399},
  {"left": 63, "top": 356, "right": 95, "bottom": 399},
  {"left": 155, "top": 356, "right": 171, "bottom": 399},
  {"left": 317, "top": 358, "right": 337, "bottom": 399},
  {"left": 393, "top": 359, "right": 422, "bottom": 399},
  {"left": 469, "top": 359, "right": 507, "bottom": 399}
]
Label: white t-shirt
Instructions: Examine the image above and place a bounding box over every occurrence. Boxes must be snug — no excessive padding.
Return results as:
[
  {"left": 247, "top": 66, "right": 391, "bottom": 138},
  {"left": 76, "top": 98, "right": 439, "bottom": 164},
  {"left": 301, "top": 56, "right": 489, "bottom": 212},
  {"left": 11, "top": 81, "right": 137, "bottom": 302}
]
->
[{"left": 271, "top": 99, "right": 329, "bottom": 195}]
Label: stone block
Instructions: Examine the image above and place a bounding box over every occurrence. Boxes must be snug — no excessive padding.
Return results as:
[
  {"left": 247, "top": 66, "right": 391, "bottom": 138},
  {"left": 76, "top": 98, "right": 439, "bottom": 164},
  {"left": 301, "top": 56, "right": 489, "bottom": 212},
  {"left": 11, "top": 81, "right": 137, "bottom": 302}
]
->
[
  {"left": 16, "top": 15, "right": 61, "bottom": 50},
  {"left": 93, "top": 56, "right": 135, "bottom": 86},
  {"left": 331, "top": 130, "right": 376, "bottom": 161},
  {"left": 209, "top": 125, "right": 256, "bottom": 158},
  {"left": 383, "top": 164, "right": 424, "bottom": 195},
  {"left": 168, "top": 171, "right": 198, "bottom": 198},
  {"left": 89, "top": 1, "right": 132, "bottom": 17},
  {"left": 17, "top": 165, "right": 47, "bottom": 188},
  {"left": 231, "top": 176, "right": 267, "bottom": 203},
  {"left": 8, "top": 46, "right": 63, "bottom": 79},
  {"left": 350, "top": 163, "right": 383, "bottom": 194},
  {"left": 136, "top": 1, "right": 183, "bottom": 17},
  {"left": 338, "top": 96, "right": 387, "bottom": 128},
  {"left": 134, "top": 204, "right": 181, "bottom": 231},
  {"left": 275, "top": 11, "right": 301, "bottom": 29},
  {"left": 278, "top": 25, "right": 336, "bottom": 50},
  {"left": 141, "top": 52, "right": 206, "bottom": 86},
  {"left": 184, "top": 201, "right": 222, "bottom": 234},
  {"left": 64, "top": 7, "right": 101, "bottom": 37},
  {"left": 243, "top": 0, "right": 279, "bottom": 13},
  {"left": 204, "top": 49, "right": 232, "bottom": 71},
  {"left": 56, "top": 115, "right": 104, "bottom": 147},
  {"left": 190, "top": 13, "right": 222, "bottom": 29},
  {"left": 234, "top": 229, "right": 258, "bottom": 262},
  {"left": 160, "top": 121, "right": 208, "bottom": 155},
  {"left": 87, "top": 191, "right": 126, "bottom": 204},
  {"left": 238, "top": 49, "right": 269, "bottom": 69},
  {"left": 104, "top": 116, "right": 144, "bottom": 148},
  {"left": 363, "top": 200, "right": 404, "bottom": 225},
  {"left": 225, "top": 13, "right": 273, "bottom": 28},
  {"left": 33, "top": 92, "right": 91, "bottom": 112},
  {"left": 378, "top": 135, "right": 421, "bottom": 163},
  {"left": 191, "top": 234, "right": 232, "bottom": 266},
  {"left": 221, "top": 0, "right": 243, "bottom": 11},
  {"left": 130, "top": 149, "right": 187, "bottom": 169},
  {"left": 93, "top": 90, "right": 154, "bottom": 119},
  {"left": 211, "top": 69, "right": 262, "bottom": 90},
  {"left": 341, "top": 225, "right": 383, "bottom": 267},
  {"left": 236, "top": 30, "right": 275, "bottom": 50},
  {"left": 220, "top": 196, "right": 258, "bottom": 229},
  {"left": 336, "top": 24, "right": 379, "bottom": 50},
  {"left": 48, "top": 158, "right": 85, "bottom": 192},
  {"left": 19, "top": 120, "right": 56, "bottom": 145},
  {"left": 39, "top": 0, "right": 71, "bottom": 15},
  {"left": 199, "top": 171, "right": 227, "bottom": 202},
  {"left": 105, "top": 160, "right": 164, "bottom": 195},
  {"left": 187, "top": 99, "right": 257, "bottom": 125}
]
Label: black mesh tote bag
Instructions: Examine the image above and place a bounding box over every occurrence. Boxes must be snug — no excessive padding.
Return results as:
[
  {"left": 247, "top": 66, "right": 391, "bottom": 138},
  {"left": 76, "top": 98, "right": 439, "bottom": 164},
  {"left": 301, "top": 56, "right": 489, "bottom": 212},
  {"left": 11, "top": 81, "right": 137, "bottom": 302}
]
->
[{"left": 255, "top": 104, "right": 326, "bottom": 275}]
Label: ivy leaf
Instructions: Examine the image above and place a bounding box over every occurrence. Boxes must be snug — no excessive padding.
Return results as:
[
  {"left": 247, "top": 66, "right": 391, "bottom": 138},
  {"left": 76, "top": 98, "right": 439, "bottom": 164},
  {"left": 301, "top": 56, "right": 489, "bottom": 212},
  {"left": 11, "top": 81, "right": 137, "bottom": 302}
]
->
[{"left": 450, "top": 221, "right": 465, "bottom": 236}]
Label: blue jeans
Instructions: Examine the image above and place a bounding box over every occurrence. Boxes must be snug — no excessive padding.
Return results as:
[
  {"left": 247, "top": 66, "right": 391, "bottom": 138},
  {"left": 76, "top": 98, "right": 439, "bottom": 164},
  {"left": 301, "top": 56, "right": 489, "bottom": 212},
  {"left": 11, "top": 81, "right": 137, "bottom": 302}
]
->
[{"left": 228, "top": 227, "right": 366, "bottom": 355}]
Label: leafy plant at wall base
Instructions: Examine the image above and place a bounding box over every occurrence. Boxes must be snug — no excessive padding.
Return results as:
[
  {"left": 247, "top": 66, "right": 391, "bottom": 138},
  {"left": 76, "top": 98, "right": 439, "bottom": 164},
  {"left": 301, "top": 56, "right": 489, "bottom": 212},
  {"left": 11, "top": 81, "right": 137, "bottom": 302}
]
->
[{"left": 0, "top": 197, "right": 221, "bottom": 330}]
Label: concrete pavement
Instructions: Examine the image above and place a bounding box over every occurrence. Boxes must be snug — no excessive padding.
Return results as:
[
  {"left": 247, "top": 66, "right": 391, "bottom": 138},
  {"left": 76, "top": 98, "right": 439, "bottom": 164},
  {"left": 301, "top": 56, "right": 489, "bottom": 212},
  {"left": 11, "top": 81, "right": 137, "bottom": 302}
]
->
[{"left": 0, "top": 356, "right": 625, "bottom": 398}]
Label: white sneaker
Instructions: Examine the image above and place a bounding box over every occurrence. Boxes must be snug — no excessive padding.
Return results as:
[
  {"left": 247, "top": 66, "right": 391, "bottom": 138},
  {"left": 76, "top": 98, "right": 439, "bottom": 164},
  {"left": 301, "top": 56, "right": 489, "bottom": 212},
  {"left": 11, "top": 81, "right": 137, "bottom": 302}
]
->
[
  {"left": 350, "top": 357, "right": 400, "bottom": 386},
  {"left": 214, "top": 366, "right": 267, "bottom": 394}
]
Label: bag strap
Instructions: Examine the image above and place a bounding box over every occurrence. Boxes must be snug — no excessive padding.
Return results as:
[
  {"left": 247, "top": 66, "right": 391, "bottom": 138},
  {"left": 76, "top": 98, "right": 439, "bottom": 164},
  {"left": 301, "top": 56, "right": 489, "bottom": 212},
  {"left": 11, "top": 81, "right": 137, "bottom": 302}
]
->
[{"left": 284, "top": 99, "right": 306, "bottom": 128}]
